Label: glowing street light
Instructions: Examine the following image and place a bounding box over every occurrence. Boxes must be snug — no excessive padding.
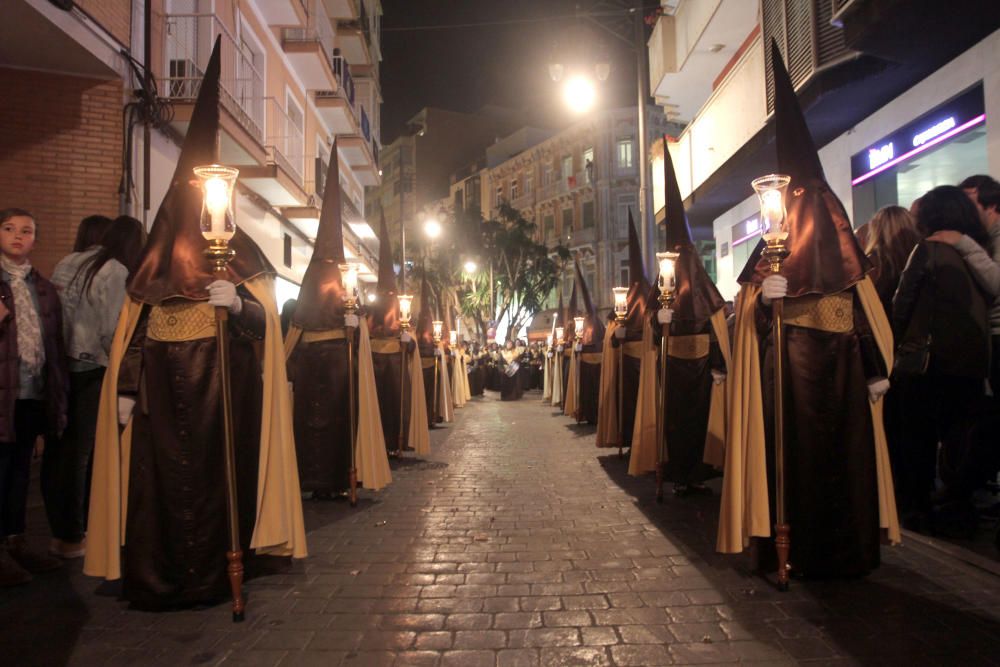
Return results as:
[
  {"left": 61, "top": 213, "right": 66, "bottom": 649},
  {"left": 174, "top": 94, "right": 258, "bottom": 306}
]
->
[
  {"left": 463, "top": 259, "right": 478, "bottom": 274},
  {"left": 563, "top": 75, "right": 596, "bottom": 114},
  {"left": 423, "top": 218, "right": 442, "bottom": 240}
]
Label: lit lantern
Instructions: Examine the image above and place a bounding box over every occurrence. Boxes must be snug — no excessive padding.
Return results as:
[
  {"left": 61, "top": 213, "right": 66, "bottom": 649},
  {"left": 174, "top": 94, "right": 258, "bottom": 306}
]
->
[
  {"left": 194, "top": 165, "right": 239, "bottom": 244},
  {"left": 339, "top": 262, "right": 359, "bottom": 311},
  {"left": 432, "top": 320, "right": 443, "bottom": 342},
  {"left": 398, "top": 294, "right": 413, "bottom": 328},
  {"left": 555, "top": 326, "right": 565, "bottom": 344},
  {"left": 655, "top": 251, "right": 679, "bottom": 296},
  {"left": 574, "top": 316, "right": 585, "bottom": 339},
  {"left": 751, "top": 174, "right": 792, "bottom": 243},
  {"left": 449, "top": 330, "right": 458, "bottom": 346},
  {"left": 612, "top": 287, "right": 628, "bottom": 322}
]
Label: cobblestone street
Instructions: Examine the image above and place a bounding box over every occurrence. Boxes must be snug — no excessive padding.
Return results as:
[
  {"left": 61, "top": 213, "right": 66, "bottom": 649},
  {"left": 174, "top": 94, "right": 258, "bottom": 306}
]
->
[{"left": 3, "top": 392, "right": 1000, "bottom": 666}]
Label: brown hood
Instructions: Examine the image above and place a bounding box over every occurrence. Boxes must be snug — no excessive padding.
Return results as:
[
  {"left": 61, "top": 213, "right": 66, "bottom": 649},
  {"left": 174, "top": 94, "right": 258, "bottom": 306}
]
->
[
  {"left": 624, "top": 210, "right": 650, "bottom": 334},
  {"left": 369, "top": 210, "right": 400, "bottom": 336},
  {"left": 128, "top": 36, "right": 272, "bottom": 304},
  {"left": 555, "top": 290, "right": 564, "bottom": 340},
  {"left": 574, "top": 258, "right": 605, "bottom": 347},
  {"left": 293, "top": 140, "right": 348, "bottom": 330},
  {"left": 660, "top": 136, "right": 725, "bottom": 323},
  {"left": 415, "top": 267, "right": 436, "bottom": 347},
  {"left": 737, "top": 41, "right": 870, "bottom": 296},
  {"left": 564, "top": 276, "right": 578, "bottom": 337}
]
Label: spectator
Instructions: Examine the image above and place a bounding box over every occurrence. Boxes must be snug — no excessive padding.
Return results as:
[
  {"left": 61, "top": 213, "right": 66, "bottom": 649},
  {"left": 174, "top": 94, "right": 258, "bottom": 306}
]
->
[
  {"left": 864, "top": 206, "right": 921, "bottom": 319},
  {"left": 891, "top": 186, "right": 991, "bottom": 529},
  {"left": 72, "top": 215, "right": 113, "bottom": 253},
  {"left": 44, "top": 215, "right": 143, "bottom": 559},
  {"left": 0, "top": 208, "right": 69, "bottom": 587}
]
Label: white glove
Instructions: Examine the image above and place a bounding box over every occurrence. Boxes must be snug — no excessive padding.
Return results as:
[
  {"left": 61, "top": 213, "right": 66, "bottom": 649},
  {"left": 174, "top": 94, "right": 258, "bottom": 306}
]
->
[
  {"left": 557, "top": 345, "right": 564, "bottom": 352},
  {"left": 451, "top": 349, "right": 457, "bottom": 357},
  {"left": 344, "top": 313, "right": 359, "bottom": 328},
  {"left": 435, "top": 347, "right": 444, "bottom": 358},
  {"left": 657, "top": 308, "right": 673, "bottom": 325},
  {"left": 867, "top": 377, "right": 890, "bottom": 403},
  {"left": 207, "top": 280, "right": 241, "bottom": 314},
  {"left": 711, "top": 370, "right": 727, "bottom": 385},
  {"left": 760, "top": 275, "right": 788, "bottom": 305},
  {"left": 614, "top": 327, "right": 626, "bottom": 340},
  {"left": 117, "top": 396, "right": 136, "bottom": 426},
  {"left": 400, "top": 331, "right": 412, "bottom": 343},
  {"left": 574, "top": 343, "right": 583, "bottom": 352},
  {"left": 547, "top": 352, "right": 553, "bottom": 359}
]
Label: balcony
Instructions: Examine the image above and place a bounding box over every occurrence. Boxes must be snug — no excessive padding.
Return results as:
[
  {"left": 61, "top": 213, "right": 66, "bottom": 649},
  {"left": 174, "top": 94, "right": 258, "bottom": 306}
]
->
[
  {"left": 256, "top": 0, "right": 306, "bottom": 27},
  {"left": 511, "top": 192, "right": 535, "bottom": 211},
  {"left": 315, "top": 56, "right": 360, "bottom": 134},
  {"left": 336, "top": 0, "right": 378, "bottom": 66},
  {"left": 238, "top": 97, "right": 307, "bottom": 206},
  {"left": 162, "top": 13, "right": 265, "bottom": 164},
  {"left": 339, "top": 135, "right": 379, "bottom": 186},
  {"left": 324, "top": 0, "right": 360, "bottom": 20},
  {"left": 568, "top": 227, "right": 596, "bottom": 248},
  {"left": 281, "top": 0, "right": 338, "bottom": 90}
]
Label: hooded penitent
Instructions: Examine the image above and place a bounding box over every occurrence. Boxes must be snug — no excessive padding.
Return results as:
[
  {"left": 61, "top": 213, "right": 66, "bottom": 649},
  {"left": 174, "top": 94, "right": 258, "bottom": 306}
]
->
[
  {"left": 560, "top": 277, "right": 579, "bottom": 408},
  {"left": 416, "top": 269, "right": 440, "bottom": 426},
  {"left": 628, "top": 138, "right": 732, "bottom": 481},
  {"left": 285, "top": 141, "right": 391, "bottom": 495},
  {"left": 717, "top": 41, "right": 899, "bottom": 577},
  {"left": 368, "top": 212, "right": 430, "bottom": 456},
  {"left": 564, "top": 259, "right": 604, "bottom": 424},
  {"left": 550, "top": 289, "right": 565, "bottom": 407},
  {"left": 596, "top": 212, "right": 647, "bottom": 448},
  {"left": 86, "top": 36, "right": 307, "bottom": 606}
]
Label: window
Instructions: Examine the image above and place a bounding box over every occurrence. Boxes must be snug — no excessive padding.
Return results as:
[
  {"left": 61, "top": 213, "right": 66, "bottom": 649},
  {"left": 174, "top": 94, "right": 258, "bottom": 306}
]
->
[
  {"left": 619, "top": 259, "right": 629, "bottom": 288},
  {"left": 283, "top": 233, "right": 292, "bottom": 268},
  {"left": 616, "top": 194, "right": 637, "bottom": 236},
  {"left": 543, "top": 165, "right": 553, "bottom": 185},
  {"left": 562, "top": 207, "right": 574, "bottom": 234},
  {"left": 495, "top": 184, "right": 504, "bottom": 207},
  {"left": 616, "top": 138, "right": 634, "bottom": 169},
  {"left": 543, "top": 214, "right": 555, "bottom": 240},
  {"left": 511, "top": 178, "right": 519, "bottom": 201},
  {"left": 582, "top": 201, "right": 595, "bottom": 229},
  {"left": 583, "top": 147, "right": 594, "bottom": 182},
  {"left": 524, "top": 174, "right": 533, "bottom": 194},
  {"left": 562, "top": 155, "right": 573, "bottom": 180},
  {"left": 285, "top": 90, "right": 304, "bottom": 178}
]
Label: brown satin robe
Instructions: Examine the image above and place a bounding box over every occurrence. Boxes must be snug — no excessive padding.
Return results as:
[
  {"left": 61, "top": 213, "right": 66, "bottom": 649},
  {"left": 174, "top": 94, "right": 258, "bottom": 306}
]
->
[
  {"left": 370, "top": 339, "right": 414, "bottom": 452},
  {"left": 755, "top": 288, "right": 885, "bottom": 577},
  {"left": 120, "top": 291, "right": 265, "bottom": 609}
]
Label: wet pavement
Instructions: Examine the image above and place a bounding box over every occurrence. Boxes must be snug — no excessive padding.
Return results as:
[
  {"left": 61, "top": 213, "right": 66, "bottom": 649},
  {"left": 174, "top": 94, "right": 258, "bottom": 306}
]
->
[{"left": 2, "top": 391, "right": 1000, "bottom": 666}]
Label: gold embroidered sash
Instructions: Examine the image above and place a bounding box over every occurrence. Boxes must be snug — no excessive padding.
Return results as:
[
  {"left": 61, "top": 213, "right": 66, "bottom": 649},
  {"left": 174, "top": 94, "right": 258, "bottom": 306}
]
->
[
  {"left": 784, "top": 292, "right": 853, "bottom": 333},
  {"left": 148, "top": 301, "right": 216, "bottom": 342},
  {"left": 580, "top": 353, "right": 603, "bottom": 364},
  {"left": 668, "top": 334, "right": 710, "bottom": 360},
  {"left": 421, "top": 357, "right": 436, "bottom": 369},
  {"left": 370, "top": 338, "right": 401, "bottom": 354},
  {"left": 623, "top": 341, "right": 644, "bottom": 359},
  {"left": 301, "top": 329, "right": 347, "bottom": 344}
]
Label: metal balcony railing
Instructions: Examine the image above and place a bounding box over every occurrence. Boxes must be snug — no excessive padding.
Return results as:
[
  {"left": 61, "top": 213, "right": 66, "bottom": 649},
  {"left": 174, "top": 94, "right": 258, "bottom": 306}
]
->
[
  {"left": 371, "top": 139, "right": 380, "bottom": 168},
  {"left": 331, "top": 56, "right": 356, "bottom": 106},
  {"left": 163, "top": 13, "right": 265, "bottom": 143},
  {"left": 360, "top": 106, "right": 371, "bottom": 142},
  {"left": 265, "top": 97, "right": 305, "bottom": 184},
  {"left": 282, "top": 0, "right": 336, "bottom": 65}
]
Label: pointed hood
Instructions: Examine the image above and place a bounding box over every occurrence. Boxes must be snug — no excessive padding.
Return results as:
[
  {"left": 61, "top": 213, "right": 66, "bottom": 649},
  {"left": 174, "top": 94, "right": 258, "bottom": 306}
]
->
[
  {"left": 574, "top": 259, "right": 605, "bottom": 347},
  {"left": 128, "top": 36, "right": 271, "bottom": 304},
  {"left": 660, "top": 137, "right": 726, "bottom": 322},
  {"left": 565, "top": 275, "right": 578, "bottom": 334},
  {"left": 555, "top": 289, "right": 565, "bottom": 341},
  {"left": 415, "top": 266, "right": 436, "bottom": 347},
  {"left": 737, "top": 41, "right": 870, "bottom": 295},
  {"left": 623, "top": 209, "right": 650, "bottom": 333},
  {"left": 369, "top": 210, "right": 399, "bottom": 336},
  {"left": 293, "top": 140, "right": 348, "bottom": 330}
]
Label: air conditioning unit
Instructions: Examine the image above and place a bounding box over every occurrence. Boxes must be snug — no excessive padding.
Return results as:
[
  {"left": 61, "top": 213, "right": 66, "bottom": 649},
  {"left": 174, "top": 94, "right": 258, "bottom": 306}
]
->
[{"left": 168, "top": 59, "right": 203, "bottom": 98}]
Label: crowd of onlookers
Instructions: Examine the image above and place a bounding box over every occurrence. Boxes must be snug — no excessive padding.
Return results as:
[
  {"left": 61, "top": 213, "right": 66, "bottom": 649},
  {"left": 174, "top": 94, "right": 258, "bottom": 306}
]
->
[
  {"left": 862, "top": 176, "right": 1000, "bottom": 542},
  {"left": 0, "top": 210, "right": 142, "bottom": 587}
]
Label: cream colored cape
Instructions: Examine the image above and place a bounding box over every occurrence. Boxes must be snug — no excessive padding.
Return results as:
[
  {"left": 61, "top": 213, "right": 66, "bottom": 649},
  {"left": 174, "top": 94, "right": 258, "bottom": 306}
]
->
[
  {"left": 284, "top": 318, "right": 393, "bottom": 491},
  {"left": 628, "top": 309, "right": 732, "bottom": 476},
  {"left": 85, "top": 276, "right": 308, "bottom": 580},
  {"left": 716, "top": 278, "right": 900, "bottom": 553},
  {"left": 542, "top": 353, "right": 552, "bottom": 399},
  {"left": 563, "top": 350, "right": 578, "bottom": 416},
  {"left": 550, "top": 348, "right": 564, "bottom": 406},
  {"left": 437, "top": 342, "right": 454, "bottom": 422},
  {"left": 451, "top": 351, "right": 468, "bottom": 408},
  {"left": 407, "top": 340, "right": 431, "bottom": 456},
  {"left": 595, "top": 323, "right": 620, "bottom": 447}
]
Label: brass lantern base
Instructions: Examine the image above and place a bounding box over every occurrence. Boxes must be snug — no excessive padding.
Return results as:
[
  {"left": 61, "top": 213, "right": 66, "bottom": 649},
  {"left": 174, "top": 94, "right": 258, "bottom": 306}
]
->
[
  {"left": 761, "top": 238, "right": 789, "bottom": 275},
  {"left": 205, "top": 239, "right": 236, "bottom": 273}
]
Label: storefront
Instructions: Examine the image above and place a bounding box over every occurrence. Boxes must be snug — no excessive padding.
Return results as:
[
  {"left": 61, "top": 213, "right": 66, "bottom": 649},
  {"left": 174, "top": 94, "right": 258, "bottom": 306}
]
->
[{"left": 850, "top": 85, "right": 988, "bottom": 225}]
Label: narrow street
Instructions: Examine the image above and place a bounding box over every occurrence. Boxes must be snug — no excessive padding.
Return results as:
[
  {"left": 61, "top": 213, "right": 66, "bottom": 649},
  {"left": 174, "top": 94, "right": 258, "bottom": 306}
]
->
[{"left": 3, "top": 393, "right": 1000, "bottom": 666}]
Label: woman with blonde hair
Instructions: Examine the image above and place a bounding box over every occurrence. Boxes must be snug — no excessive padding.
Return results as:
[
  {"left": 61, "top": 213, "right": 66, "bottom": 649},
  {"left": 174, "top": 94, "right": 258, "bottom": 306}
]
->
[{"left": 864, "top": 205, "right": 921, "bottom": 319}]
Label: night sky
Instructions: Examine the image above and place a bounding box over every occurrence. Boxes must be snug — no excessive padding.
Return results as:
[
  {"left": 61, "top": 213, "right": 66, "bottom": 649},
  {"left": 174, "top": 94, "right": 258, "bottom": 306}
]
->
[{"left": 380, "top": 0, "right": 646, "bottom": 143}]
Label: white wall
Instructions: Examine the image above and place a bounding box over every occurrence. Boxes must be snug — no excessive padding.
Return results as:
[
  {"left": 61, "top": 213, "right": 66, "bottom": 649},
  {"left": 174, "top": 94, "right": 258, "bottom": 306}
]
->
[{"left": 712, "top": 27, "right": 1000, "bottom": 298}]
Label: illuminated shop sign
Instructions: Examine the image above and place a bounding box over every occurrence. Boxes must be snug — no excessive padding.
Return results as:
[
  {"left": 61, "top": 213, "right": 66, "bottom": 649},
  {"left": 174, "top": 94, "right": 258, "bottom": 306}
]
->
[
  {"left": 731, "top": 215, "right": 763, "bottom": 248},
  {"left": 851, "top": 85, "right": 985, "bottom": 186}
]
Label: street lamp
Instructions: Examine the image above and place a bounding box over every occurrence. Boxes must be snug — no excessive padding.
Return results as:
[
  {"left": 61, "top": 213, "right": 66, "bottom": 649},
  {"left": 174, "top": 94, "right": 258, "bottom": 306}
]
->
[
  {"left": 423, "top": 217, "right": 442, "bottom": 240},
  {"left": 563, "top": 75, "right": 597, "bottom": 114},
  {"left": 463, "top": 259, "right": 478, "bottom": 274}
]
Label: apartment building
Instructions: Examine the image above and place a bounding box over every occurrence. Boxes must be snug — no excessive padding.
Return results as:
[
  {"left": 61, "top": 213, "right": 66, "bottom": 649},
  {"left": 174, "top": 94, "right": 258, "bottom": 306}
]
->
[
  {"left": 369, "top": 107, "right": 527, "bottom": 254},
  {"left": 485, "top": 107, "right": 676, "bottom": 314},
  {"left": 1, "top": 0, "right": 383, "bottom": 304},
  {"left": 646, "top": 0, "right": 1000, "bottom": 298}
]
